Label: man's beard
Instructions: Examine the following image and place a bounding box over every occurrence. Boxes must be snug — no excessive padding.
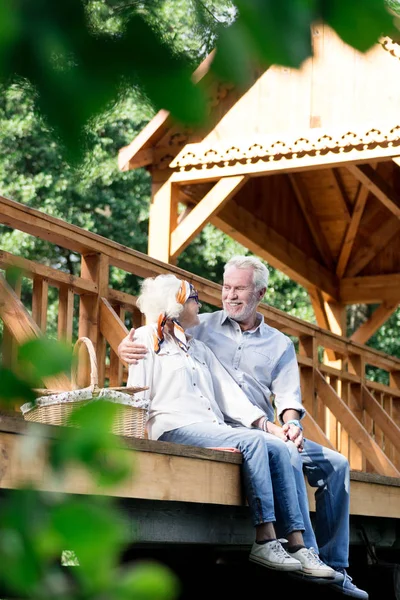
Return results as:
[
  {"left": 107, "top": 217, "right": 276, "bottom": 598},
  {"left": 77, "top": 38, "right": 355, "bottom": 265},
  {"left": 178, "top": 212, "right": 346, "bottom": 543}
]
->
[{"left": 224, "top": 297, "right": 258, "bottom": 323}]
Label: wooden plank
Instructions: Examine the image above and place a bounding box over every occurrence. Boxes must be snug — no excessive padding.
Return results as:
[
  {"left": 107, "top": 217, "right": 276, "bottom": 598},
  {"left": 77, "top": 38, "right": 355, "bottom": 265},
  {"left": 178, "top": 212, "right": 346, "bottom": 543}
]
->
[
  {"left": 2, "top": 270, "right": 22, "bottom": 371},
  {"left": 341, "top": 274, "right": 400, "bottom": 303},
  {"left": 350, "top": 302, "right": 398, "bottom": 344},
  {"left": 32, "top": 276, "right": 48, "bottom": 333},
  {"left": 288, "top": 173, "right": 335, "bottom": 269},
  {"left": 315, "top": 370, "right": 400, "bottom": 477},
  {"left": 109, "top": 306, "right": 125, "bottom": 387},
  {"left": 0, "top": 250, "right": 98, "bottom": 295},
  {"left": 336, "top": 183, "right": 370, "bottom": 278},
  {"left": 170, "top": 176, "right": 247, "bottom": 260},
  {"left": 79, "top": 253, "right": 109, "bottom": 387},
  {"left": 361, "top": 385, "right": 400, "bottom": 453},
  {"left": 347, "top": 163, "right": 400, "bottom": 219},
  {"left": 0, "top": 430, "right": 242, "bottom": 506},
  {"left": 57, "top": 286, "right": 74, "bottom": 343},
  {"left": 0, "top": 273, "right": 71, "bottom": 391}
]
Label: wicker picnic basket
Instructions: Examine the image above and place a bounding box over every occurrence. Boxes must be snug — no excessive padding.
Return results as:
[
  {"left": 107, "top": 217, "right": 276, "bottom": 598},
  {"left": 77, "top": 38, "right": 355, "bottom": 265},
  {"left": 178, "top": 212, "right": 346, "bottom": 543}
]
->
[{"left": 20, "top": 336, "right": 149, "bottom": 439}]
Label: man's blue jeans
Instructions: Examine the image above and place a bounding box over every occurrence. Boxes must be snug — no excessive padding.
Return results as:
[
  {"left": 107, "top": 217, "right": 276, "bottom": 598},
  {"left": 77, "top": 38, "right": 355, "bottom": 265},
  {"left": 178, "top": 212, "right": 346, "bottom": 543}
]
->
[
  {"left": 160, "top": 422, "right": 305, "bottom": 537},
  {"left": 286, "top": 437, "right": 350, "bottom": 569}
]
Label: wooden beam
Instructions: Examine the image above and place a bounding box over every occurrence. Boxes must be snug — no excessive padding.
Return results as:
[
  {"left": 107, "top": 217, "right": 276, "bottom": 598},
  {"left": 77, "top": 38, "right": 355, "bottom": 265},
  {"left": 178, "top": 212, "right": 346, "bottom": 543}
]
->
[
  {"left": 341, "top": 274, "right": 400, "bottom": 304},
  {"left": 336, "top": 183, "right": 370, "bottom": 279},
  {"left": 0, "top": 273, "right": 71, "bottom": 391},
  {"left": 350, "top": 302, "right": 398, "bottom": 345},
  {"left": 347, "top": 164, "right": 400, "bottom": 219},
  {"left": 0, "top": 250, "right": 98, "bottom": 295},
  {"left": 212, "top": 204, "right": 339, "bottom": 301},
  {"left": 315, "top": 370, "right": 400, "bottom": 477},
  {"left": 118, "top": 109, "right": 170, "bottom": 171},
  {"left": 170, "top": 176, "right": 247, "bottom": 260},
  {"left": 345, "top": 217, "right": 400, "bottom": 278},
  {"left": 361, "top": 385, "right": 400, "bottom": 454},
  {"left": 288, "top": 174, "right": 335, "bottom": 269}
]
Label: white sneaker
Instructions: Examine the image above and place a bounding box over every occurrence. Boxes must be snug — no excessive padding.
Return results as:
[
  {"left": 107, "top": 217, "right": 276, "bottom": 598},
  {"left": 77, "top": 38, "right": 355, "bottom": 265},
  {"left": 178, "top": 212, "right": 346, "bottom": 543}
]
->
[
  {"left": 289, "top": 547, "right": 337, "bottom": 578},
  {"left": 249, "top": 540, "right": 302, "bottom": 572}
]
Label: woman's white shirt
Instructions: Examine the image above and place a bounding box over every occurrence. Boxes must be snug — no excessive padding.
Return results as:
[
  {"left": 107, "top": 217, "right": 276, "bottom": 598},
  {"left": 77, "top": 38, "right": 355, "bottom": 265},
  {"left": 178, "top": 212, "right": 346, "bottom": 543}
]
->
[{"left": 127, "top": 324, "right": 264, "bottom": 440}]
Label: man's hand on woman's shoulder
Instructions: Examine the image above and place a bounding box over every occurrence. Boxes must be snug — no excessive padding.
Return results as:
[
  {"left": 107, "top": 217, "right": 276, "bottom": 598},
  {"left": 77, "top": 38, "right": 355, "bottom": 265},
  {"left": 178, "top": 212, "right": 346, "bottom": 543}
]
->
[{"left": 118, "top": 328, "right": 148, "bottom": 364}]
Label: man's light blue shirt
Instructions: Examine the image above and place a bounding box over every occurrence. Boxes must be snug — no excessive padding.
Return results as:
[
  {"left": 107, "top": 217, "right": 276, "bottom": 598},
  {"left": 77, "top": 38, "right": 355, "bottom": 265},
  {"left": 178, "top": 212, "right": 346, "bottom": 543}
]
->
[{"left": 188, "top": 310, "right": 305, "bottom": 424}]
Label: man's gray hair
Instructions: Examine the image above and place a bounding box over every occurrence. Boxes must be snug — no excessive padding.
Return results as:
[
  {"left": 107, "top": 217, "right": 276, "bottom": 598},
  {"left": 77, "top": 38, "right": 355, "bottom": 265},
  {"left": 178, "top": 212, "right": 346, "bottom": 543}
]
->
[
  {"left": 136, "top": 274, "right": 184, "bottom": 322},
  {"left": 224, "top": 255, "right": 269, "bottom": 290}
]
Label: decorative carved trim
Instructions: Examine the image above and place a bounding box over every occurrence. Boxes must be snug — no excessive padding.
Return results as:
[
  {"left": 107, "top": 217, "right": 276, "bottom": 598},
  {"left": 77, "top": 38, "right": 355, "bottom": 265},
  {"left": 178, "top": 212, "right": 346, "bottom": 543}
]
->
[
  {"left": 380, "top": 36, "right": 400, "bottom": 61},
  {"left": 169, "top": 125, "right": 400, "bottom": 170}
]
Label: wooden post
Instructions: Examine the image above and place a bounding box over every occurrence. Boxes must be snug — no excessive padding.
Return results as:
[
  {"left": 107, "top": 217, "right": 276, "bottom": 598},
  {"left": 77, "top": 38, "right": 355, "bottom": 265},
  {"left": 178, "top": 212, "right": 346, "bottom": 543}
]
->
[
  {"left": 2, "top": 269, "right": 22, "bottom": 370},
  {"left": 148, "top": 178, "right": 179, "bottom": 264},
  {"left": 32, "top": 276, "right": 49, "bottom": 333},
  {"left": 78, "top": 253, "right": 109, "bottom": 387},
  {"left": 58, "top": 286, "right": 74, "bottom": 344},
  {"left": 348, "top": 353, "right": 366, "bottom": 471},
  {"left": 298, "top": 335, "right": 318, "bottom": 421}
]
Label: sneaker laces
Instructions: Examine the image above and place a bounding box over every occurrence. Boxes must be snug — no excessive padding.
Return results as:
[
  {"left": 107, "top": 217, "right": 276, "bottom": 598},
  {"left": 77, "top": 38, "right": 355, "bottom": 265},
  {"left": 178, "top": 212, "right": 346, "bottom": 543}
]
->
[
  {"left": 336, "top": 567, "right": 354, "bottom": 584},
  {"left": 303, "top": 547, "right": 329, "bottom": 567},
  {"left": 269, "top": 540, "right": 291, "bottom": 559}
]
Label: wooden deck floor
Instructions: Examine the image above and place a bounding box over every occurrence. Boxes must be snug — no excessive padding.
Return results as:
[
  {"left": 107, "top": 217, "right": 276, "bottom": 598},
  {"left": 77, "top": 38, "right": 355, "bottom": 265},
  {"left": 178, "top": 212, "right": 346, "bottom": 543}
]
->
[{"left": 1, "top": 411, "right": 400, "bottom": 552}]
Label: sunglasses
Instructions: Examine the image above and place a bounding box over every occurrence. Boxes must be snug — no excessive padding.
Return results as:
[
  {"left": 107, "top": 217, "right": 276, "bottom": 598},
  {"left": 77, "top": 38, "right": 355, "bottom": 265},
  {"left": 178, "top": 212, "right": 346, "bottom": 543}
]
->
[{"left": 188, "top": 291, "right": 200, "bottom": 304}]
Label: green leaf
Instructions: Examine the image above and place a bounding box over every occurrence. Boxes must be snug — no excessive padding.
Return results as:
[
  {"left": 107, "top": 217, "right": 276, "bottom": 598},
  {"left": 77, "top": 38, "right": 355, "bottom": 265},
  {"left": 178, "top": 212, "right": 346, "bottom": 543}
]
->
[
  {"left": 18, "top": 338, "right": 72, "bottom": 378},
  {"left": 0, "top": 367, "right": 36, "bottom": 404},
  {"left": 321, "top": 0, "right": 395, "bottom": 52},
  {"left": 115, "top": 561, "right": 180, "bottom": 600}
]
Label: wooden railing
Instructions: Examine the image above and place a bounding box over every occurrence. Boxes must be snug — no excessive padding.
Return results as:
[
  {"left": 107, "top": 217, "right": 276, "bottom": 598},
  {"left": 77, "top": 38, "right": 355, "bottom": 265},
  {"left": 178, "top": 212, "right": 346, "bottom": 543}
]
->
[{"left": 1, "top": 195, "right": 400, "bottom": 477}]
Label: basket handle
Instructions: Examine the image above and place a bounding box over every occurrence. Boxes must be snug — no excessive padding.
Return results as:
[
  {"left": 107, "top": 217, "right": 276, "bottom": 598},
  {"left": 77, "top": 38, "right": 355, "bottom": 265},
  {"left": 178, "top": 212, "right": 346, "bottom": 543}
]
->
[{"left": 72, "top": 337, "right": 98, "bottom": 390}]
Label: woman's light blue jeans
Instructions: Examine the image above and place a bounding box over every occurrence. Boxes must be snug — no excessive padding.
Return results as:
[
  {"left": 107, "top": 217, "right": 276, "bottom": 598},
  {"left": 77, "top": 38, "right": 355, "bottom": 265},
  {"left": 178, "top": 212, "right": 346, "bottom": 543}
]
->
[{"left": 160, "top": 422, "right": 305, "bottom": 537}]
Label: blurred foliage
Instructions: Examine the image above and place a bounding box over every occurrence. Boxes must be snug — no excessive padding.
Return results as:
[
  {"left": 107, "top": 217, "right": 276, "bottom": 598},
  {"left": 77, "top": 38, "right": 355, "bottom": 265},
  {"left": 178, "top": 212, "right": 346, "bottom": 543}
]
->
[
  {"left": 0, "top": 0, "right": 399, "bottom": 159},
  {"left": 0, "top": 339, "right": 179, "bottom": 599},
  {"left": 0, "top": 1, "right": 400, "bottom": 596}
]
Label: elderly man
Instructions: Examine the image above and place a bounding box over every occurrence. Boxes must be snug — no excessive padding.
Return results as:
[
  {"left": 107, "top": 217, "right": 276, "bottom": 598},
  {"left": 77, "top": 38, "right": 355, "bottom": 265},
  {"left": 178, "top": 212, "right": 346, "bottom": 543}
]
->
[{"left": 118, "top": 255, "right": 368, "bottom": 600}]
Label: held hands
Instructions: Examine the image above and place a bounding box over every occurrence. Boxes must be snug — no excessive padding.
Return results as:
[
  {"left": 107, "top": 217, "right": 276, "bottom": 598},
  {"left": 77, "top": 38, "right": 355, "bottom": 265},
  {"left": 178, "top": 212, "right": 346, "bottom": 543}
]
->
[
  {"left": 117, "top": 328, "right": 148, "bottom": 365},
  {"left": 282, "top": 422, "right": 304, "bottom": 453}
]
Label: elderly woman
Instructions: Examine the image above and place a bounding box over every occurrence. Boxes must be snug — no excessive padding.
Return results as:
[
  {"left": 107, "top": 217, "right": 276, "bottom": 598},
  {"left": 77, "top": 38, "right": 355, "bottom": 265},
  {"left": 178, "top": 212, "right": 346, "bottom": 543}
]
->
[{"left": 127, "top": 274, "right": 335, "bottom": 580}]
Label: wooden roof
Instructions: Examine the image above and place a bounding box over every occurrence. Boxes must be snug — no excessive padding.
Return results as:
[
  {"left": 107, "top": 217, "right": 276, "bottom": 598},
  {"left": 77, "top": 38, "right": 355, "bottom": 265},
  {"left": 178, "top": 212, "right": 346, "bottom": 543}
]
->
[{"left": 118, "top": 25, "right": 400, "bottom": 341}]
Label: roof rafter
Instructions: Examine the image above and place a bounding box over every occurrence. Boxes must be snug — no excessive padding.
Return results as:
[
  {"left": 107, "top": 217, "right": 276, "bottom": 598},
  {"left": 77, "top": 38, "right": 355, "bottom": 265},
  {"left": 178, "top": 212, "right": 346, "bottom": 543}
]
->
[
  {"left": 288, "top": 173, "right": 335, "bottom": 270},
  {"left": 345, "top": 217, "right": 400, "bottom": 277},
  {"left": 347, "top": 163, "right": 400, "bottom": 219},
  {"left": 350, "top": 301, "right": 398, "bottom": 345},
  {"left": 336, "top": 183, "right": 370, "bottom": 278}
]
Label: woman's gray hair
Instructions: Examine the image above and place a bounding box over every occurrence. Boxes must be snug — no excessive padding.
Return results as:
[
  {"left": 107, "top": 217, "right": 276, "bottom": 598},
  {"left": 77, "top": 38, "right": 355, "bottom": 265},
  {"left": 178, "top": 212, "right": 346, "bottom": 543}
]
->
[
  {"left": 136, "top": 274, "right": 184, "bottom": 322},
  {"left": 224, "top": 255, "right": 269, "bottom": 290}
]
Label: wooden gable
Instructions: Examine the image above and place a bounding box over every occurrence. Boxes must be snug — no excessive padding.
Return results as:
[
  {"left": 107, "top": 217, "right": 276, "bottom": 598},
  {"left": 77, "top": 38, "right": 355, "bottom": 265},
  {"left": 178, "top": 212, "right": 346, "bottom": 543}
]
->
[{"left": 119, "top": 25, "right": 400, "bottom": 344}]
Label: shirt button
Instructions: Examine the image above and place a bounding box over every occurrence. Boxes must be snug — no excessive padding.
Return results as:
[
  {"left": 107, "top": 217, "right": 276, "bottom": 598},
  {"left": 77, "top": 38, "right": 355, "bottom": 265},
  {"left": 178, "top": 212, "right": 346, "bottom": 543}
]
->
[
  {"left": 238, "top": 346, "right": 242, "bottom": 350},
  {"left": 207, "top": 408, "right": 211, "bottom": 411},
  {"left": 193, "top": 383, "right": 196, "bottom": 386}
]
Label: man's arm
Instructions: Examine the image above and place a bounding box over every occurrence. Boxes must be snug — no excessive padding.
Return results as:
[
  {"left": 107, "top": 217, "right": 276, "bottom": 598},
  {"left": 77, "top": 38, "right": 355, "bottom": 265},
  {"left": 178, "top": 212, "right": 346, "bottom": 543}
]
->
[
  {"left": 118, "top": 328, "right": 148, "bottom": 364},
  {"left": 271, "top": 341, "right": 305, "bottom": 452}
]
